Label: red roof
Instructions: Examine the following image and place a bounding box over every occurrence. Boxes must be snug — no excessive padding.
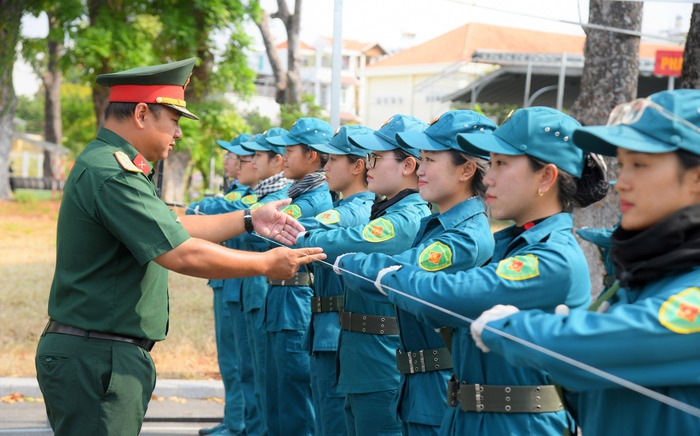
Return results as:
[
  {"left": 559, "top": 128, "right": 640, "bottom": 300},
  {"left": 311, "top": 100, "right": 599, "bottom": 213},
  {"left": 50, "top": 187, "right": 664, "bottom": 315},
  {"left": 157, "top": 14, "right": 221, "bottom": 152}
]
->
[{"left": 370, "top": 22, "right": 682, "bottom": 68}]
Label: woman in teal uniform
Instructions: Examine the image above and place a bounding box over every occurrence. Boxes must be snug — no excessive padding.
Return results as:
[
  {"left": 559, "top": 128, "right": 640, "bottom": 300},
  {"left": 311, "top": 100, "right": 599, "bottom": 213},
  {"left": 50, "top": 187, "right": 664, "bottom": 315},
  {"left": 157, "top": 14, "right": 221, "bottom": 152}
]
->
[
  {"left": 471, "top": 90, "right": 700, "bottom": 435},
  {"left": 298, "top": 125, "right": 376, "bottom": 435},
  {"left": 338, "top": 107, "right": 608, "bottom": 435},
  {"left": 338, "top": 110, "right": 497, "bottom": 436},
  {"left": 261, "top": 118, "right": 335, "bottom": 436},
  {"left": 294, "top": 114, "right": 430, "bottom": 436}
]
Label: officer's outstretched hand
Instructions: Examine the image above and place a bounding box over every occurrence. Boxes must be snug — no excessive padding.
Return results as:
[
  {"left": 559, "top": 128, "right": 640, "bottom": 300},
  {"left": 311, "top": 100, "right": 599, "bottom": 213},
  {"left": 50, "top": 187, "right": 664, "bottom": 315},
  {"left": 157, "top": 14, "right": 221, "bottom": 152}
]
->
[
  {"left": 263, "top": 246, "right": 326, "bottom": 280},
  {"left": 470, "top": 304, "right": 520, "bottom": 353},
  {"left": 252, "top": 199, "right": 306, "bottom": 245}
]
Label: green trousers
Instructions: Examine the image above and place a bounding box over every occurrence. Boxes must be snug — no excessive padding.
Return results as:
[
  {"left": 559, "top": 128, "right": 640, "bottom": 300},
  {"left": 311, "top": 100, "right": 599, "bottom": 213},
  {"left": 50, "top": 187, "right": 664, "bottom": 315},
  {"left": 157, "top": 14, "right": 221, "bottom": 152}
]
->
[{"left": 36, "top": 332, "right": 156, "bottom": 435}]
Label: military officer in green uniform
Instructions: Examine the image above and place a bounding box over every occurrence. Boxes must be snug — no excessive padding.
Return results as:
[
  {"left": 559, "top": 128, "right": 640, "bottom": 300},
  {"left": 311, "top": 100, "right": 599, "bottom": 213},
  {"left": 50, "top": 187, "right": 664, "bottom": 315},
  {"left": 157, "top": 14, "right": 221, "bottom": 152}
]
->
[{"left": 34, "top": 58, "right": 325, "bottom": 436}]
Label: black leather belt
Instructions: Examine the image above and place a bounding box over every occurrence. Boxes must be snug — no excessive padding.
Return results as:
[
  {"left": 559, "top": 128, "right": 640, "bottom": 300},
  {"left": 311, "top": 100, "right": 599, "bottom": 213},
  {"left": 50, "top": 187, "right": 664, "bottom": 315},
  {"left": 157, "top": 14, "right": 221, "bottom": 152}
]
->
[
  {"left": 447, "top": 376, "right": 564, "bottom": 413},
  {"left": 268, "top": 272, "right": 312, "bottom": 286},
  {"left": 339, "top": 310, "right": 398, "bottom": 335},
  {"left": 311, "top": 296, "right": 344, "bottom": 313},
  {"left": 44, "top": 320, "right": 155, "bottom": 352},
  {"left": 396, "top": 347, "right": 453, "bottom": 374}
]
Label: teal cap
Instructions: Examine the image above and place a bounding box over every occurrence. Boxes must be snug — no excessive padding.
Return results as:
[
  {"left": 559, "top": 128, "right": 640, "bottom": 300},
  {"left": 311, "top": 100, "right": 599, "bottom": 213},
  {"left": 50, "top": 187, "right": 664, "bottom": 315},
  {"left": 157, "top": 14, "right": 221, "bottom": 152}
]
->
[
  {"left": 349, "top": 114, "right": 428, "bottom": 158},
  {"left": 458, "top": 107, "right": 584, "bottom": 177},
  {"left": 96, "top": 58, "right": 199, "bottom": 120},
  {"left": 217, "top": 133, "right": 253, "bottom": 153},
  {"left": 309, "top": 125, "right": 375, "bottom": 156},
  {"left": 572, "top": 90, "right": 700, "bottom": 157},
  {"left": 399, "top": 110, "right": 496, "bottom": 159},
  {"left": 266, "top": 118, "right": 334, "bottom": 147},
  {"left": 241, "top": 128, "right": 289, "bottom": 155}
]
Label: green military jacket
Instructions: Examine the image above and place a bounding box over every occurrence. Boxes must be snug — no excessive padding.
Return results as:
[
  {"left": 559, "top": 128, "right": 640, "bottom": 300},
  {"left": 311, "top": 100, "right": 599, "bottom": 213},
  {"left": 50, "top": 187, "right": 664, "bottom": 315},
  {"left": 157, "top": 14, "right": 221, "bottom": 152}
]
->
[{"left": 48, "top": 128, "right": 190, "bottom": 341}]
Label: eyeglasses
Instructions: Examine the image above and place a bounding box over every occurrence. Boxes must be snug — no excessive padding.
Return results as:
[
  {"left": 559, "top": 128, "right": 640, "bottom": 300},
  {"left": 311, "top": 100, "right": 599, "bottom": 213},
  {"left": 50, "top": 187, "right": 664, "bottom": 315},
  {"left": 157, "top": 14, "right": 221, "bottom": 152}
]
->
[
  {"left": 366, "top": 153, "right": 405, "bottom": 169},
  {"left": 224, "top": 154, "right": 237, "bottom": 161},
  {"left": 607, "top": 98, "right": 700, "bottom": 135},
  {"left": 237, "top": 158, "right": 253, "bottom": 167}
]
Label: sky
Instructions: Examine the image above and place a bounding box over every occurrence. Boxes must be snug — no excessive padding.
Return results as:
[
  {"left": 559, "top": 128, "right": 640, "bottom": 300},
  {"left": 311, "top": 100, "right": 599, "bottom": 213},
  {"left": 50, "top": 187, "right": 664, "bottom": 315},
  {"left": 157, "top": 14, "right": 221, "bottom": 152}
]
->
[{"left": 14, "top": 0, "right": 694, "bottom": 97}]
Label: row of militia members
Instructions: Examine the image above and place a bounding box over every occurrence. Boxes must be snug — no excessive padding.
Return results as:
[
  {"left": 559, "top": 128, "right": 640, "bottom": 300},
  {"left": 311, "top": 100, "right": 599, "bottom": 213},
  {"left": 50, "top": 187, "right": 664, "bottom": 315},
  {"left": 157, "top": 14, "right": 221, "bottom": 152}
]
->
[{"left": 34, "top": 56, "right": 700, "bottom": 436}]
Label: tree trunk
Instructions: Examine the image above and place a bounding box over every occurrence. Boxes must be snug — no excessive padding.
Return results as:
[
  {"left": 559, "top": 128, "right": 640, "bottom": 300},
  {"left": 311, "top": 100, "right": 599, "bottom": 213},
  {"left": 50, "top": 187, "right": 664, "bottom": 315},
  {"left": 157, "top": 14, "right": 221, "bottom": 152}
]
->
[
  {"left": 88, "top": 0, "right": 109, "bottom": 130},
  {"left": 162, "top": 150, "right": 190, "bottom": 204},
  {"left": 0, "top": 1, "right": 24, "bottom": 200},
  {"left": 284, "top": 0, "right": 303, "bottom": 104},
  {"left": 569, "top": 0, "right": 643, "bottom": 296},
  {"left": 680, "top": 4, "right": 700, "bottom": 89},
  {"left": 255, "top": 11, "right": 287, "bottom": 103},
  {"left": 43, "top": 10, "right": 63, "bottom": 181}
]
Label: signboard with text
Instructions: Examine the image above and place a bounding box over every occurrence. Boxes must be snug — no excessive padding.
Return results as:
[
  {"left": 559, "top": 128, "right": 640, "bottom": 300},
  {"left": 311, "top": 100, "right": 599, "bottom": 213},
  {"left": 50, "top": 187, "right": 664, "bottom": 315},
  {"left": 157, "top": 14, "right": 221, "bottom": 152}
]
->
[{"left": 654, "top": 50, "right": 683, "bottom": 77}]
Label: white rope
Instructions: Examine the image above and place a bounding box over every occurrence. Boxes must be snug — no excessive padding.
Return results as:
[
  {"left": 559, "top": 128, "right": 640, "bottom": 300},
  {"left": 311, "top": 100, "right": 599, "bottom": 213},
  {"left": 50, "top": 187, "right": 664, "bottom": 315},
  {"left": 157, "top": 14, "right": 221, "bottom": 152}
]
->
[{"left": 172, "top": 202, "right": 700, "bottom": 418}]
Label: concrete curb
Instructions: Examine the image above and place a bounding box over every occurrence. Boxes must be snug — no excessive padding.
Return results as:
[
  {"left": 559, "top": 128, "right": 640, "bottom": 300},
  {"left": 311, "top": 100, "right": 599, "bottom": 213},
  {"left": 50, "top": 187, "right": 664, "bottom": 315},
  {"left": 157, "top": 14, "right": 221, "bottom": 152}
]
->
[{"left": 0, "top": 377, "right": 224, "bottom": 399}]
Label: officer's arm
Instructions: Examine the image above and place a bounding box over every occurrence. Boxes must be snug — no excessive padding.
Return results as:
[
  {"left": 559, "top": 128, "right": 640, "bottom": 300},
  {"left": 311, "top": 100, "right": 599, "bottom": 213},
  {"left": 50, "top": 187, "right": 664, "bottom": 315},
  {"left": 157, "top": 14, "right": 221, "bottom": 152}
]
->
[
  {"left": 179, "top": 199, "right": 303, "bottom": 245},
  {"left": 154, "top": 238, "right": 325, "bottom": 281}
]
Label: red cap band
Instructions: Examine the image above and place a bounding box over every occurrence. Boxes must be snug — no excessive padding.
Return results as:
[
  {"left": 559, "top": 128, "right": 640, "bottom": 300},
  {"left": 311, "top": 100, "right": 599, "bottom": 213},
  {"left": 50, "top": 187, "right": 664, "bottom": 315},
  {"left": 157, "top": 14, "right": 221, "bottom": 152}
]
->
[{"left": 109, "top": 84, "right": 184, "bottom": 105}]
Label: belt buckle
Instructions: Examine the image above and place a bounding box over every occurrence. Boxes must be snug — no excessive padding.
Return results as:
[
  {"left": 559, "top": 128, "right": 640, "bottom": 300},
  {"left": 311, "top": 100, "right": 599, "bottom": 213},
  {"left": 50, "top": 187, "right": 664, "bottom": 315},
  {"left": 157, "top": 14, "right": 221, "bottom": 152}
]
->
[{"left": 474, "top": 383, "right": 484, "bottom": 412}]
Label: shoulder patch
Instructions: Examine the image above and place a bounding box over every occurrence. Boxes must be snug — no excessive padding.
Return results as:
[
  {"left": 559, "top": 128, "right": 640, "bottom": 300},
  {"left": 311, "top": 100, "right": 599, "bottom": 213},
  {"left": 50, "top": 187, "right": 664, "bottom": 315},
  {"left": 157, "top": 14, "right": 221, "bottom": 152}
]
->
[
  {"left": 659, "top": 287, "right": 700, "bottom": 334},
  {"left": 224, "top": 192, "right": 242, "bottom": 202},
  {"left": 496, "top": 254, "right": 539, "bottom": 281},
  {"left": 362, "top": 218, "right": 395, "bottom": 242},
  {"left": 241, "top": 194, "right": 258, "bottom": 205},
  {"left": 418, "top": 241, "right": 453, "bottom": 271},
  {"left": 315, "top": 209, "right": 340, "bottom": 225},
  {"left": 114, "top": 151, "right": 141, "bottom": 173},
  {"left": 281, "top": 204, "right": 302, "bottom": 219}
]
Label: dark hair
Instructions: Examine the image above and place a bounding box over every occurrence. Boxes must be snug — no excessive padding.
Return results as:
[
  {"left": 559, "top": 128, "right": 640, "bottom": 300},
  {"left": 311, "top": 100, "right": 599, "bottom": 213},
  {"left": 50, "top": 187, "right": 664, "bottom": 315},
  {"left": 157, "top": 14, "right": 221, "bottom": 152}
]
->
[
  {"left": 528, "top": 154, "right": 609, "bottom": 211},
  {"left": 448, "top": 150, "right": 488, "bottom": 200},
  {"left": 346, "top": 154, "right": 369, "bottom": 186},
  {"left": 104, "top": 102, "right": 164, "bottom": 121},
  {"left": 300, "top": 144, "right": 328, "bottom": 167},
  {"left": 677, "top": 149, "right": 700, "bottom": 171},
  {"left": 392, "top": 148, "right": 419, "bottom": 174}
]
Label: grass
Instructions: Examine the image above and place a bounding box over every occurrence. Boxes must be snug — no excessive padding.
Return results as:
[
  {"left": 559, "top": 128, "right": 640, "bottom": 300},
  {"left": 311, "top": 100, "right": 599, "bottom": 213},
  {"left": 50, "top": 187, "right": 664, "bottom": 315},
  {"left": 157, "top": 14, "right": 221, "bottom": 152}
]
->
[{"left": 0, "top": 198, "right": 219, "bottom": 380}]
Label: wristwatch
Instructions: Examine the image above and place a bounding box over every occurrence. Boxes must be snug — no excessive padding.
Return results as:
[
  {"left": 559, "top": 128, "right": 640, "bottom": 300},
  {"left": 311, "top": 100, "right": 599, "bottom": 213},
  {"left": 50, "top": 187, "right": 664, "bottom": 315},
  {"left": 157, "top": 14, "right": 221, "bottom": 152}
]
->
[{"left": 243, "top": 209, "right": 254, "bottom": 234}]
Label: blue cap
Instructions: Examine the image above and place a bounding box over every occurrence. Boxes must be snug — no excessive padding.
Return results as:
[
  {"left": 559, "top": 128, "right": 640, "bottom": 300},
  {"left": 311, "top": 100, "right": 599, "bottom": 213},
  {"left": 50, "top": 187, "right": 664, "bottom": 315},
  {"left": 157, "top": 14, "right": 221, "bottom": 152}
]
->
[
  {"left": 457, "top": 107, "right": 584, "bottom": 177},
  {"left": 309, "top": 125, "right": 375, "bottom": 156},
  {"left": 349, "top": 114, "right": 428, "bottom": 158},
  {"left": 572, "top": 90, "right": 700, "bottom": 157},
  {"left": 266, "top": 118, "right": 334, "bottom": 147},
  {"left": 398, "top": 110, "right": 496, "bottom": 159},
  {"left": 217, "top": 133, "right": 253, "bottom": 153},
  {"left": 241, "top": 128, "right": 289, "bottom": 155}
]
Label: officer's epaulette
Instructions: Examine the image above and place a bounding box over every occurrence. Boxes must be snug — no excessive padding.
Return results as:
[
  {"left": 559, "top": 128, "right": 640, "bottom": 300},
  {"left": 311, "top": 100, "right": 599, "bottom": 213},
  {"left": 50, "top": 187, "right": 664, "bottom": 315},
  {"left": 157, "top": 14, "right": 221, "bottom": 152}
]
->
[{"left": 114, "top": 151, "right": 150, "bottom": 174}]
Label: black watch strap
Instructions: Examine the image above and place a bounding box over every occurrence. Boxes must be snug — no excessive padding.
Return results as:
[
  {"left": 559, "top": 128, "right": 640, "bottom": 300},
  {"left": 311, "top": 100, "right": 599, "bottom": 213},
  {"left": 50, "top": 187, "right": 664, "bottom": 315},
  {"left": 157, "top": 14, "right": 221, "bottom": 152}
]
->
[{"left": 243, "top": 209, "right": 254, "bottom": 234}]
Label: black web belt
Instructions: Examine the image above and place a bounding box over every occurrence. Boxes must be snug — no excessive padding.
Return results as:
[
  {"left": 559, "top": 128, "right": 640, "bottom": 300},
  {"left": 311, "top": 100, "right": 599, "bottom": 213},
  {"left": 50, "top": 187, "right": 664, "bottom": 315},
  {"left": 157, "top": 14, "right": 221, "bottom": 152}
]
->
[
  {"left": 311, "top": 296, "right": 344, "bottom": 313},
  {"left": 396, "top": 347, "right": 453, "bottom": 374},
  {"left": 339, "top": 310, "right": 398, "bottom": 335},
  {"left": 268, "top": 272, "right": 312, "bottom": 286},
  {"left": 447, "top": 375, "right": 564, "bottom": 413},
  {"left": 43, "top": 319, "right": 155, "bottom": 352}
]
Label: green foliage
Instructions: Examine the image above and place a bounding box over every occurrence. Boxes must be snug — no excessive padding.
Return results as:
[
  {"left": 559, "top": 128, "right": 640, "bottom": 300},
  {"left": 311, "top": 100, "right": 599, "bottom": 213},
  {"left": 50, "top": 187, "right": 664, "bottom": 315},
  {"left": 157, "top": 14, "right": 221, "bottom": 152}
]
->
[
  {"left": 181, "top": 98, "right": 249, "bottom": 189},
  {"left": 451, "top": 101, "right": 518, "bottom": 125},
  {"left": 243, "top": 110, "right": 274, "bottom": 133},
  {"left": 279, "top": 94, "right": 329, "bottom": 129},
  {"left": 16, "top": 94, "right": 44, "bottom": 134},
  {"left": 61, "top": 83, "right": 96, "bottom": 156}
]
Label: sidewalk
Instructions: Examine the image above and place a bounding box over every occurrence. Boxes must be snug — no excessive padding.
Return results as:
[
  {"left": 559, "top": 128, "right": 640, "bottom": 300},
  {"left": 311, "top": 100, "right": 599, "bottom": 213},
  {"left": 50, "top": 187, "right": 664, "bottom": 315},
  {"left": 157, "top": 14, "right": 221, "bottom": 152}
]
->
[{"left": 0, "top": 378, "right": 225, "bottom": 435}]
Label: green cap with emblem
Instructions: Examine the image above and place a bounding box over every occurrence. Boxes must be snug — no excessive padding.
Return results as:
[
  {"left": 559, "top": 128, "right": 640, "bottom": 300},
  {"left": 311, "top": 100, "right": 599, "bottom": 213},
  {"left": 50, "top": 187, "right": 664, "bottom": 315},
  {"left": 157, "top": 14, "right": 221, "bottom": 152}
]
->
[{"left": 96, "top": 57, "right": 199, "bottom": 120}]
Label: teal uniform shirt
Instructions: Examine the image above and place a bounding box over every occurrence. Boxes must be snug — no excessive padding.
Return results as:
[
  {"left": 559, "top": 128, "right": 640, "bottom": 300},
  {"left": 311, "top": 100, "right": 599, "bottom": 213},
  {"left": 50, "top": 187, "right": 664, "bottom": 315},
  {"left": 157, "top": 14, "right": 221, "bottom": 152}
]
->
[
  {"left": 481, "top": 268, "right": 700, "bottom": 435},
  {"left": 340, "top": 213, "right": 590, "bottom": 434},
  {"left": 262, "top": 183, "right": 333, "bottom": 332},
  {"left": 353, "top": 198, "right": 494, "bottom": 426},
  {"left": 296, "top": 192, "right": 431, "bottom": 393},
  {"left": 48, "top": 128, "right": 190, "bottom": 341},
  {"left": 296, "top": 191, "right": 375, "bottom": 352},
  {"left": 239, "top": 187, "right": 290, "bottom": 316}
]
